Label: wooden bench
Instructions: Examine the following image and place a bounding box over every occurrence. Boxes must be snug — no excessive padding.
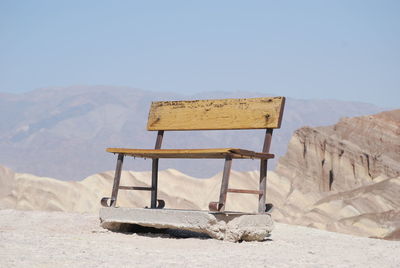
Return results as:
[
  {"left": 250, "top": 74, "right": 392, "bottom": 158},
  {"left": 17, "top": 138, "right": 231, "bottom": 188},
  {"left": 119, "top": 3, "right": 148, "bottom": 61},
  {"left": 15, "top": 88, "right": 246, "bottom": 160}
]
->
[{"left": 101, "top": 96, "right": 285, "bottom": 213}]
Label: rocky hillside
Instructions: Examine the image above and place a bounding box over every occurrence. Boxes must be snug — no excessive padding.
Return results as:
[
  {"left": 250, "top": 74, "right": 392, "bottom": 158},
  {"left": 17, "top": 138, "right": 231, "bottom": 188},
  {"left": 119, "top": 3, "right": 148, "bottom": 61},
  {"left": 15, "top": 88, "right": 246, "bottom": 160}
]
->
[
  {"left": 0, "top": 164, "right": 282, "bottom": 214},
  {"left": 0, "top": 85, "right": 384, "bottom": 180},
  {"left": 1, "top": 166, "right": 399, "bottom": 240},
  {"left": 276, "top": 109, "right": 400, "bottom": 192},
  {"left": 274, "top": 109, "right": 400, "bottom": 239}
]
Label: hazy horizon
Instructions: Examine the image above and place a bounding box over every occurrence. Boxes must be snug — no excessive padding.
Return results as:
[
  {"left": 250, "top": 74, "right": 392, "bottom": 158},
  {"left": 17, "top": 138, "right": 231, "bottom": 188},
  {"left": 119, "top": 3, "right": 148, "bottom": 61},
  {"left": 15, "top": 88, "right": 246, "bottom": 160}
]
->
[{"left": 0, "top": 84, "right": 392, "bottom": 109}]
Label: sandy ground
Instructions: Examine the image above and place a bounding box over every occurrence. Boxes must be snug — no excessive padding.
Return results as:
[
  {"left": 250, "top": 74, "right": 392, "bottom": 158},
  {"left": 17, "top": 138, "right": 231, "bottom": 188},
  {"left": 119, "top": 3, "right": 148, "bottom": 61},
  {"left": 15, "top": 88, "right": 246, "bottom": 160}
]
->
[{"left": 0, "top": 209, "right": 399, "bottom": 268}]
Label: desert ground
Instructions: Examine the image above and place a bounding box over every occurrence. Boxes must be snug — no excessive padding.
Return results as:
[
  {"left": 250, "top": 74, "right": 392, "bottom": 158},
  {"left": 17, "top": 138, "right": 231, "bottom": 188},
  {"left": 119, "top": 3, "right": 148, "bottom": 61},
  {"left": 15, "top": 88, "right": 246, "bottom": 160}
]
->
[{"left": 1, "top": 209, "right": 399, "bottom": 268}]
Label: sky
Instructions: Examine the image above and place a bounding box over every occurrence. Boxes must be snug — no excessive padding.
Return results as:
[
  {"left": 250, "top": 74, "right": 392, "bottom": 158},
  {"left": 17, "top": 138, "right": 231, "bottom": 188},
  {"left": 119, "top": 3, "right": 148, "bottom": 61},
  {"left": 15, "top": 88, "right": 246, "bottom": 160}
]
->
[{"left": 0, "top": 0, "right": 399, "bottom": 108}]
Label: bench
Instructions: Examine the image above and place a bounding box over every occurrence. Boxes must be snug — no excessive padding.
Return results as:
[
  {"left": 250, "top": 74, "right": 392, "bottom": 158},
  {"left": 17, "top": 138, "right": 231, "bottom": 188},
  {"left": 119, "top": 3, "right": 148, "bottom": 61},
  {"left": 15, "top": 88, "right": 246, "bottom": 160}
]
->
[{"left": 101, "top": 96, "right": 285, "bottom": 213}]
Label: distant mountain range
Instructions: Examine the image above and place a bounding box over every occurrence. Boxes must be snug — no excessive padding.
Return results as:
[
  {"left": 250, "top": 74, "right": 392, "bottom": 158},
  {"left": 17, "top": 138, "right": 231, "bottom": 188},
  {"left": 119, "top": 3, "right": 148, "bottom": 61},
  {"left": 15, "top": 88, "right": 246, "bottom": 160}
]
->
[{"left": 0, "top": 85, "right": 385, "bottom": 180}]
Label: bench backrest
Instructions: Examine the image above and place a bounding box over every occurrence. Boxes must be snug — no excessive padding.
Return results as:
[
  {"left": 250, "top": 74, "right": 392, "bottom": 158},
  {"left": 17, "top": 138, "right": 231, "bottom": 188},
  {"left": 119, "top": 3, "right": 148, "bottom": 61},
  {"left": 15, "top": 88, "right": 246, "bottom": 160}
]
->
[{"left": 147, "top": 96, "right": 285, "bottom": 131}]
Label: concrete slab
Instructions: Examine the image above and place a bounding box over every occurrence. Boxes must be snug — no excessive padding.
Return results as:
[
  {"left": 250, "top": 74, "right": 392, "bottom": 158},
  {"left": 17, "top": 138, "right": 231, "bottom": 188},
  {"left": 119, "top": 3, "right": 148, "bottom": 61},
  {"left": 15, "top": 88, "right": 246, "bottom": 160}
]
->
[{"left": 100, "top": 207, "right": 274, "bottom": 242}]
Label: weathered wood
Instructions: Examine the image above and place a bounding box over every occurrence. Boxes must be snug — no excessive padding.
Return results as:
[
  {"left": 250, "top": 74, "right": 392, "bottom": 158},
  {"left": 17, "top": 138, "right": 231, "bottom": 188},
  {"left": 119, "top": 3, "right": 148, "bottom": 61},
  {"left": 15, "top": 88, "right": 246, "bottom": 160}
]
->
[
  {"left": 229, "top": 149, "right": 274, "bottom": 159},
  {"left": 106, "top": 148, "right": 274, "bottom": 159},
  {"left": 147, "top": 97, "right": 285, "bottom": 131},
  {"left": 119, "top": 186, "right": 152, "bottom": 191},
  {"left": 227, "top": 189, "right": 263, "bottom": 195}
]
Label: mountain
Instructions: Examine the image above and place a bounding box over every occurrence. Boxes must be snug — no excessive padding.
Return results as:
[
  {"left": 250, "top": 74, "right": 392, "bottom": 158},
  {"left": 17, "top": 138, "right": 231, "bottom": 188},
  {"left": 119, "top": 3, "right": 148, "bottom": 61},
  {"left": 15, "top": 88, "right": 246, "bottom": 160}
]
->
[{"left": 0, "top": 85, "right": 384, "bottom": 180}]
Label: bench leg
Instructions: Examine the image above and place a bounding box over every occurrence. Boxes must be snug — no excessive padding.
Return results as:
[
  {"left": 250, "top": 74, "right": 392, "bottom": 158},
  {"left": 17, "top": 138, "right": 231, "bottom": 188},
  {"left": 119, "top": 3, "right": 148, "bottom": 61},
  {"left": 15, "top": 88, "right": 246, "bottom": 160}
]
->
[
  {"left": 151, "top": 158, "right": 159, "bottom": 208},
  {"left": 149, "top": 130, "right": 165, "bottom": 209},
  {"left": 258, "top": 159, "right": 268, "bottom": 213},
  {"left": 150, "top": 158, "right": 166, "bottom": 209},
  {"left": 209, "top": 156, "right": 232, "bottom": 212},
  {"left": 110, "top": 153, "right": 124, "bottom": 207},
  {"left": 259, "top": 128, "right": 274, "bottom": 214}
]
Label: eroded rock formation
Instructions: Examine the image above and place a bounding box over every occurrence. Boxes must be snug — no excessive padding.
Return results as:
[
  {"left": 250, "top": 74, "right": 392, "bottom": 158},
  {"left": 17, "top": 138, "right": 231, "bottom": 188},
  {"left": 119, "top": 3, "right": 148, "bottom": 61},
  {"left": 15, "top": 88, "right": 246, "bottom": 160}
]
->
[
  {"left": 273, "top": 109, "right": 400, "bottom": 239},
  {"left": 276, "top": 109, "right": 400, "bottom": 192}
]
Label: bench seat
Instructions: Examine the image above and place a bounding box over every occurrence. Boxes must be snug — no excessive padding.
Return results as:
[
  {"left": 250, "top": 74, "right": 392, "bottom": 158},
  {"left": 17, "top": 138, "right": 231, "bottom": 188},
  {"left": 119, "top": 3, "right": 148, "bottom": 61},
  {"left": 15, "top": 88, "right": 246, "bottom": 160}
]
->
[{"left": 106, "top": 148, "right": 274, "bottom": 159}]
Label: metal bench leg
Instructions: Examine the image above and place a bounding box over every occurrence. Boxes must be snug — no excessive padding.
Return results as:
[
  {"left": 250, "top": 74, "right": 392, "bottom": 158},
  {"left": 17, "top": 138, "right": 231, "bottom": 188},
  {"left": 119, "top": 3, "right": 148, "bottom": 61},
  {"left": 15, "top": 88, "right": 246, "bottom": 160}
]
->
[
  {"left": 258, "top": 159, "right": 268, "bottom": 213},
  {"left": 101, "top": 153, "right": 124, "bottom": 207},
  {"left": 151, "top": 158, "right": 165, "bottom": 208},
  {"left": 259, "top": 128, "right": 274, "bottom": 213},
  {"left": 110, "top": 153, "right": 124, "bottom": 207},
  {"left": 150, "top": 130, "right": 165, "bottom": 209},
  {"left": 209, "top": 156, "right": 232, "bottom": 212}
]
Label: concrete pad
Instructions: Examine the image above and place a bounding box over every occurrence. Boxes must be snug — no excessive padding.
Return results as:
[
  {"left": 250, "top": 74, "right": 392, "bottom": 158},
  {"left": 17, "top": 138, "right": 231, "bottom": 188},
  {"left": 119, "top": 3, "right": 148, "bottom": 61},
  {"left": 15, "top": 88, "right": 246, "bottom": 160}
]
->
[{"left": 99, "top": 207, "right": 274, "bottom": 242}]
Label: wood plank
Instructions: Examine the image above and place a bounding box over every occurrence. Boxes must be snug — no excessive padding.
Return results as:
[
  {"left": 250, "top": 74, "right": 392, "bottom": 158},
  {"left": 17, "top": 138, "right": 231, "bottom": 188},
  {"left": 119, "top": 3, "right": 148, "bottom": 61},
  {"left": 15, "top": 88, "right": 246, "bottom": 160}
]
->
[
  {"left": 229, "top": 149, "right": 275, "bottom": 159},
  {"left": 106, "top": 148, "right": 274, "bottom": 159},
  {"left": 147, "top": 96, "right": 285, "bottom": 131},
  {"left": 227, "top": 189, "right": 263, "bottom": 195},
  {"left": 119, "top": 186, "right": 153, "bottom": 191}
]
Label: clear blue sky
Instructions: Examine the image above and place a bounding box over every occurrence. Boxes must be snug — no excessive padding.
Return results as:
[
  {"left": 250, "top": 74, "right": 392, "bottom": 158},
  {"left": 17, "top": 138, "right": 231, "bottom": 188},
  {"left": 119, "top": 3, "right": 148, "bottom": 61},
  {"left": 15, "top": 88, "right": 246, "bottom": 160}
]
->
[{"left": 0, "top": 0, "right": 399, "bottom": 108}]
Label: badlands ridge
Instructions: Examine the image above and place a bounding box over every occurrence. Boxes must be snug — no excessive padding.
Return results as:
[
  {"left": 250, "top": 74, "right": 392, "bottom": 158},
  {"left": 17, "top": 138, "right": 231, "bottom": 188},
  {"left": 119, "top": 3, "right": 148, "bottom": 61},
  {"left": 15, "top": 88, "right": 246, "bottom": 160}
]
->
[{"left": 1, "top": 109, "right": 399, "bottom": 240}]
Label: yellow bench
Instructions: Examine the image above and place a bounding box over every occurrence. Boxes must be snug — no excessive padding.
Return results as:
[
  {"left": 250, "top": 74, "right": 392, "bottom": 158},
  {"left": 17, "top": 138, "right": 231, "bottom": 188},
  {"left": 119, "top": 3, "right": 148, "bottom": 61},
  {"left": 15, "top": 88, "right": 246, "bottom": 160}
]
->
[{"left": 101, "top": 96, "right": 285, "bottom": 213}]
